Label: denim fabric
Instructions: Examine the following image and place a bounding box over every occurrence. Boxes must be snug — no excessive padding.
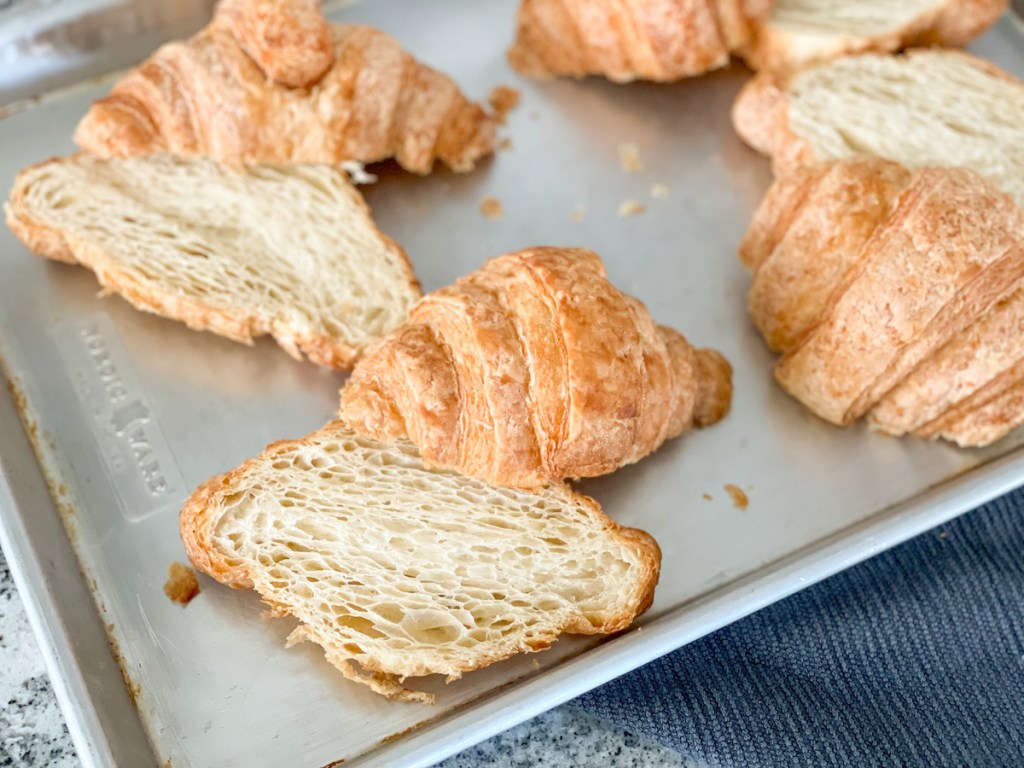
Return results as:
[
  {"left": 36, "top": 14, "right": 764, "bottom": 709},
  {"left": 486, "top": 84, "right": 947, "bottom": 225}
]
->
[{"left": 574, "top": 488, "right": 1024, "bottom": 767}]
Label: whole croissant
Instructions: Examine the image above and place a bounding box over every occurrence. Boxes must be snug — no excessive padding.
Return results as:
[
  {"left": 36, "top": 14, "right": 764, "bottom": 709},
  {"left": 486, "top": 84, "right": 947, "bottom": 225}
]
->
[
  {"left": 340, "top": 247, "right": 733, "bottom": 489},
  {"left": 74, "top": 0, "right": 496, "bottom": 174},
  {"left": 508, "top": 0, "right": 774, "bottom": 82},
  {"left": 741, "top": 159, "right": 1024, "bottom": 447}
]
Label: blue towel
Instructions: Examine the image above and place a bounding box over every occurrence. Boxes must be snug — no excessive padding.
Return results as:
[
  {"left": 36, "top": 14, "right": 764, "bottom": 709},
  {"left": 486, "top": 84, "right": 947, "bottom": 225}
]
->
[{"left": 573, "top": 488, "right": 1024, "bottom": 766}]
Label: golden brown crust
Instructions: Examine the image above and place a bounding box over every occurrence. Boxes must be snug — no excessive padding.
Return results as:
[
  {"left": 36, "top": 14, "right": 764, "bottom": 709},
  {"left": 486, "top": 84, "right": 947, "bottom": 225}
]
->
[
  {"left": 932, "top": 377, "right": 1024, "bottom": 447},
  {"left": 340, "top": 247, "right": 732, "bottom": 489},
  {"left": 508, "top": 0, "right": 771, "bottom": 83},
  {"left": 871, "top": 288, "right": 1024, "bottom": 436},
  {"left": 775, "top": 166, "right": 1024, "bottom": 425},
  {"left": 180, "top": 468, "right": 256, "bottom": 590},
  {"left": 746, "top": 159, "right": 912, "bottom": 352},
  {"left": 214, "top": 0, "right": 335, "bottom": 88},
  {"left": 74, "top": 4, "right": 495, "bottom": 174},
  {"left": 739, "top": 0, "right": 1008, "bottom": 75},
  {"left": 743, "top": 159, "right": 1024, "bottom": 446},
  {"left": 731, "top": 72, "right": 815, "bottom": 172},
  {"left": 691, "top": 348, "right": 734, "bottom": 428},
  {"left": 909, "top": 0, "right": 1009, "bottom": 47},
  {"left": 179, "top": 419, "right": 662, "bottom": 701}
]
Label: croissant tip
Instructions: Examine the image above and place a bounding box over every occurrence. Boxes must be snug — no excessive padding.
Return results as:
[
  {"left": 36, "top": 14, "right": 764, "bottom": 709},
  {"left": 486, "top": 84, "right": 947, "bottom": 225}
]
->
[
  {"left": 692, "top": 349, "right": 734, "bottom": 428},
  {"left": 74, "top": 97, "right": 162, "bottom": 157}
]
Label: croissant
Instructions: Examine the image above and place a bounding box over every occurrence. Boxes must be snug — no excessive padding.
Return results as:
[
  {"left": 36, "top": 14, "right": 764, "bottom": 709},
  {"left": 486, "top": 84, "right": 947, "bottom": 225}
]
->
[
  {"left": 508, "top": 0, "right": 774, "bottom": 83},
  {"left": 741, "top": 159, "right": 1024, "bottom": 447},
  {"left": 74, "top": 0, "right": 496, "bottom": 174},
  {"left": 340, "top": 247, "right": 733, "bottom": 489}
]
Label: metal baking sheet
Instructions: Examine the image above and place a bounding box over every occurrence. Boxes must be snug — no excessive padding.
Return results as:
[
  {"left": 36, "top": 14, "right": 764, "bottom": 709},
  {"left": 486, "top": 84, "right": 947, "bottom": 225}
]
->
[{"left": 2, "top": 3, "right": 1024, "bottom": 767}]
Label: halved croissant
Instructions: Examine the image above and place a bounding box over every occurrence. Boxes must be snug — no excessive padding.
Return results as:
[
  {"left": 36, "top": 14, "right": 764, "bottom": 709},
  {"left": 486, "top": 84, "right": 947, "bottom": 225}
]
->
[
  {"left": 340, "top": 247, "right": 733, "bottom": 489},
  {"left": 742, "top": 159, "right": 1024, "bottom": 447},
  {"left": 74, "top": 0, "right": 496, "bottom": 174},
  {"left": 508, "top": 0, "right": 773, "bottom": 83}
]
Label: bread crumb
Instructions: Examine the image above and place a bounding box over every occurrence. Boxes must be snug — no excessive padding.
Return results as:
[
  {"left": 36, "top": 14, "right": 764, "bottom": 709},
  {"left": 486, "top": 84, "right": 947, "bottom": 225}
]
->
[
  {"left": 651, "top": 183, "right": 670, "bottom": 198},
  {"left": 488, "top": 85, "right": 521, "bottom": 123},
  {"left": 571, "top": 205, "right": 587, "bottom": 223},
  {"left": 939, "top": 530, "right": 948, "bottom": 540},
  {"left": 617, "top": 200, "right": 645, "bottom": 218},
  {"left": 499, "top": 137, "right": 514, "bottom": 151},
  {"left": 618, "top": 142, "right": 644, "bottom": 173},
  {"left": 164, "top": 562, "right": 200, "bottom": 605},
  {"left": 724, "top": 484, "right": 749, "bottom": 510},
  {"left": 340, "top": 160, "right": 378, "bottom": 185},
  {"left": 702, "top": 493, "right": 712, "bottom": 501},
  {"left": 480, "top": 196, "right": 504, "bottom": 220}
]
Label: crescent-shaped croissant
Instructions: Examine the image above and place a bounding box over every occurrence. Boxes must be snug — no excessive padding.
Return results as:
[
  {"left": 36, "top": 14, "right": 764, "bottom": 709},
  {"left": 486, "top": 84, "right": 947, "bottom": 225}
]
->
[
  {"left": 340, "top": 247, "right": 733, "bottom": 489},
  {"left": 74, "top": 0, "right": 496, "bottom": 174},
  {"left": 508, "top": 0, "right": 773, "bottom": 83},
  {"left": 741, "top": 159, "right": 1024, "bottom": 447}
]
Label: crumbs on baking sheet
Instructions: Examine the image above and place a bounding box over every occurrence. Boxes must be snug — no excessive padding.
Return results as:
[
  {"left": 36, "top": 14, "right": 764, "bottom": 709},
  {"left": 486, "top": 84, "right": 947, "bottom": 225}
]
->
[
  {"left": 571, "top": 204, "right": 587, "bottom": 223},
  {"left": 651, "top": 182, "right": 670, "bottom": 198},
  {"left": 480, "top": 196, "right": 504, "bottom": 219},
  {"left": 617, "top": 199, "right": 645, "bottom": 218},
  {"left": 499, "top": 136, "right": 514, "bottom": 151},
  {"left": 340, "top": 160, "right": 378, "bottom": 185},
  {"left": 489, "top": 85, "right": 521, "bottom": 123},
  {"left": 724, "top": 484, "right": 749, "bottom": 510},
  {"left": 164, "top": 562, "right": 200, "bottom": 605},
  {"left": 702, "top": 492, "right": 713, "bottom": 501},
  {"left": 618, "top": 142, "right": 644, "bottom": 173}
]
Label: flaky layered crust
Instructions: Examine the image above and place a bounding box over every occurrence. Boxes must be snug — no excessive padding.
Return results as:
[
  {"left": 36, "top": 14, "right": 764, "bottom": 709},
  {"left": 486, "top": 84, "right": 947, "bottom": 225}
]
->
[
  {"left": 74, "top": 1, "right": 495, "bottom": 173},
  {"left": 508, "top": 0, "right": 773, "bottom": 83},
  {"left": 180, "top": 420, "right": 662, "bottom": 701},
  {"left": 741, "top": 159, "right": 1024, "bottom": 447},
  {"left": 738, "top": 0, "right": 1007, "bottom": 74},
  {"left": 341, "top": 247, "right": 732, "bottom": 489}
]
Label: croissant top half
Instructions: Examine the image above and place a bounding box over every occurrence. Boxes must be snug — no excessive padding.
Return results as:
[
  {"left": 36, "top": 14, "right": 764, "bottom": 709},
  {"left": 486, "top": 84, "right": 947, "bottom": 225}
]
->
[
  {"left": 74, "top": 0, "right": 497, "bottom": 174},
  {"left": 509, "top": 0, "right": 773, "bottom": 83}
]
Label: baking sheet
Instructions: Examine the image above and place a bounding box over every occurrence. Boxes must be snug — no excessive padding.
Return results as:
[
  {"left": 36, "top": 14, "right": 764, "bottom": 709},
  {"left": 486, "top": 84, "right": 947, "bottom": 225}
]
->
[{"left": 1, "top": 3, "right": 1023, "bottom": 767}]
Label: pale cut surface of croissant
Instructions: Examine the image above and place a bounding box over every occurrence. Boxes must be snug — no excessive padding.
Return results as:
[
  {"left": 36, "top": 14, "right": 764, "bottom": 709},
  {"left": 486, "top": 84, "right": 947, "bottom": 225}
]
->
[
  {"left": 4, "top": 155, "right": 420, "bottom": 368},
  {"left": 180, "top": 421, "right": 661, "bottom": 703},
  {"left": 508, "top": 0, "right": 774, "bottom": 83},
  {"left": 742, "top": 159, "right": 1024, "bottom": 447},
  {"left": 739, "top": 0, "right": 1007, "bottom": 74},
  {"left": 74, "top": 0, "right": 496, "bottom": 174},
  {"left": 340, "top": 247, "right": 733, "bottom": 489},
  {"left": 731, "top": 50, "right": 1024, "bottom": 207}
]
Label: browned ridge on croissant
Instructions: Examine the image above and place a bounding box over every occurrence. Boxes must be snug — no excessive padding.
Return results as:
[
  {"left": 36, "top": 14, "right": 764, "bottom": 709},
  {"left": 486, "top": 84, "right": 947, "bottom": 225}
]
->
[
  {"left": 340, "top": 247, "right": 733, "bottom": 489},
  {"left": 509, "top": 0, "right": 773, "bottom": 83},
  {"left": 74, "top": 0, "right": 496, "bottom": 174},
  {"left": 741, "top": 159, "right": 1024, "bottom": 447}
]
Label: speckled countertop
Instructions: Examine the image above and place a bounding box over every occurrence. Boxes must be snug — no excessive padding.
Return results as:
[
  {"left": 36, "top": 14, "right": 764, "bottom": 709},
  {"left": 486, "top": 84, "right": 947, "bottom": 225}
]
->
[{"left": 0, "top": 548, "right": 693, "bottom": 767}]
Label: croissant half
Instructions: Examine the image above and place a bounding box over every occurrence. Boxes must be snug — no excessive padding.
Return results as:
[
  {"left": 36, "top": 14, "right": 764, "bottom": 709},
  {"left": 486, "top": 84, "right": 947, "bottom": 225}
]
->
[
  {"left": 509, "top": 0, "right": 774, "bottom": 83},
  {"left": 742, "top": 159, "right": 1024, "bottom": 447},
  {"left": 74, "top": 0, "right": 496, "bottom": 174},
  {"left": 340, "top": 247, "right": 733, "bottom": 489}
]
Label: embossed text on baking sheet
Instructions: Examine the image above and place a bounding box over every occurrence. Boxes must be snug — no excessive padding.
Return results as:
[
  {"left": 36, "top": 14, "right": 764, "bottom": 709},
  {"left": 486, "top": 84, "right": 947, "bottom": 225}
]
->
[{"left": 53, "top": 315, "right": 184, "bottom": 522}]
